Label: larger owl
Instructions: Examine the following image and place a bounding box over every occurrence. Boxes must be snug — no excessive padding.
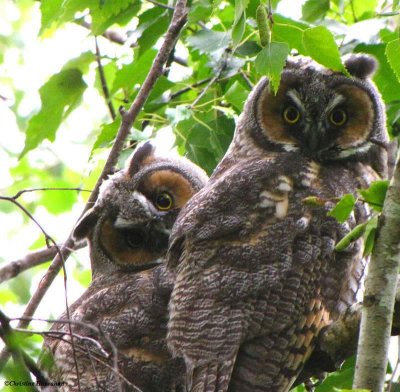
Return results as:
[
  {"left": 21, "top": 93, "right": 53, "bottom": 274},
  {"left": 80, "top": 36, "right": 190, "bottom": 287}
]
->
[
  {"left": 167, "top": 54, "right": 388, "bottom": 392},
  {"left": 41, "top": 142, "right": 208, "bottom": 391}
]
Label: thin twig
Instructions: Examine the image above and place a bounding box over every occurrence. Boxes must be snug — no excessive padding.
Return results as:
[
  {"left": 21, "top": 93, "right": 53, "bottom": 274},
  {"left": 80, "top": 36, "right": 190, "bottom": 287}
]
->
[
  {"left": 189, "top": 49, "right": 231, "bottom": 109},
  {"left": 0, "top": 241, "right": 86, "bottom": 284},
  {"left": 11, "top": 316, "right": 143, "bottom": 391},
  {"left": 0, "top": 198, "right": 81, "bottom": 391},
  {"left": 95, "top": 37, "right": 116, "bottom": 120},
  {"left": 6, "top": 187, "right": 91, "bottom": 200},
  {"left": 0, "top": 0, "right": 189, "bottom": 376},
  {"left": 146, "top": 0, "right": 175, "bottom": 11},
  {"left": 170, "top": 77, "right": 213, "bottom": 99},
  {"left": 239, "top": 70, "right": 254, "bottom": 89}
]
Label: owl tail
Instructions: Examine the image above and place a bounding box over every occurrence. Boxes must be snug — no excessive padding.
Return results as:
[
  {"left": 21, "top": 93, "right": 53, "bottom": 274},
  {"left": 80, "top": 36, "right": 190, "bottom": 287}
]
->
[{"left": 187, "top": 360, "right": 235, "bottom": 392}]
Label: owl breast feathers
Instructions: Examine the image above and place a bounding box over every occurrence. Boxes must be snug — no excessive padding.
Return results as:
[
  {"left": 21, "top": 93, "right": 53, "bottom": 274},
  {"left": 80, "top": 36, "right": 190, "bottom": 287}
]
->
[
  {"left": 40, "top": 143, "right": 208, "bottom": 392},
  {"left": 167, "top": 54, "right": 388, "bottom": 392}
]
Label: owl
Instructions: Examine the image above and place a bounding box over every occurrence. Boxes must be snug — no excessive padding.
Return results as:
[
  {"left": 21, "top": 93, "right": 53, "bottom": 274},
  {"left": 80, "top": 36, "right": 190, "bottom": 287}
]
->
[
  {"left": 41, "top": 142, "right": 208, "bottom": 392},
  {"left": 167, "top": 54, "right": 388, "bottom": 392}
]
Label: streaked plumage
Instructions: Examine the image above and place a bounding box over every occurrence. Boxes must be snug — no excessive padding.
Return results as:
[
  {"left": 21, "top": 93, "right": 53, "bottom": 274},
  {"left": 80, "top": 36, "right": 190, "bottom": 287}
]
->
[{"left": 167, "top": 55, "right": 388, "bottom": 392}]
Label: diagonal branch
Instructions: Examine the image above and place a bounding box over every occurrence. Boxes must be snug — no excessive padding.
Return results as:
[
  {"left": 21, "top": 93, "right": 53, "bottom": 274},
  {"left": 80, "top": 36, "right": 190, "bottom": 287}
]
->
[{"left": 0, "top": 0, "right": 189, "bottom": 371}]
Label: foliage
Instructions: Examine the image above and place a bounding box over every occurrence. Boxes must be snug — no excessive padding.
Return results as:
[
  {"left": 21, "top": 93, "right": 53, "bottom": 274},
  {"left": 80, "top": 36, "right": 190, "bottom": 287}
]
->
[{"left": 0, "top": 0, "right": 399, "bottom": 389}]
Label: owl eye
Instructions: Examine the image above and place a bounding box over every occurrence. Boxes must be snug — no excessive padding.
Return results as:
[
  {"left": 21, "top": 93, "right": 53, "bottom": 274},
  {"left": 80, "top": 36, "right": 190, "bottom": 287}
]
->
[
  {"left": 329, "top": 109, "right": 347, "bottom": 126},
  {"left": 283, "top": 106, "right": 301, "bottom": 124},
  {"left": 155, "top": 192, "right": 173, "bottom": 210},
  {"left": 124, "top": 229, "right": 145, "bottom": 249}
]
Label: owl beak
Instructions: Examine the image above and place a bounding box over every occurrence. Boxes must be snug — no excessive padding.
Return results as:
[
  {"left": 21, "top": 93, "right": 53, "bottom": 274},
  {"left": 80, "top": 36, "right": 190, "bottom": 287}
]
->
[{"left": 303, "top": 127, "right": 322, "bottom": 158}]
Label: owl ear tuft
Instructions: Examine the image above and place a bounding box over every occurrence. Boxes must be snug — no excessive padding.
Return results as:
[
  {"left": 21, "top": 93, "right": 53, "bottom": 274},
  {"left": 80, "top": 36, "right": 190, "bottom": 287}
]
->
[
  {"left": 344, "top": 54, "right": 377, "bottom": 79},
  {"left": 73, "top": 208, "right": 100, "bottom": 241},
  {"left": 126, "top": 142, "right": 156, "bottom": 177}
]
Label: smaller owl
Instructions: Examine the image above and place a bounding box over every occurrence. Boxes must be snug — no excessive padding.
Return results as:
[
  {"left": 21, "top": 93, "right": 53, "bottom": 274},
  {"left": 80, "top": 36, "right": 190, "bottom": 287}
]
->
[{"left": 41, "top": 142, "right": 208, "bottom": 392}]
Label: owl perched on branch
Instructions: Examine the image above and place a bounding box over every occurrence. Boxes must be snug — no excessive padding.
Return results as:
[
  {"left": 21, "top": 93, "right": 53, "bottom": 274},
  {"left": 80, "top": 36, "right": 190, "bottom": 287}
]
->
[
  {"left": 167, "top": 55, "right": 388, "bottom": 392},
  {"left": 41, "top": 142, "right": 208, "bottom": 392}
]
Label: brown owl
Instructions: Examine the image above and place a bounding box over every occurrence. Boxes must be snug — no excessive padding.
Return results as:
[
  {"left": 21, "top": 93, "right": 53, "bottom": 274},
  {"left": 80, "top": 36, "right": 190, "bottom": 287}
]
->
[
  {"left": 41, "top": 142, "right": 208, "bottom": 392},
  {"left": 167, "top": 55, "right": 388, "bottom": 392}
]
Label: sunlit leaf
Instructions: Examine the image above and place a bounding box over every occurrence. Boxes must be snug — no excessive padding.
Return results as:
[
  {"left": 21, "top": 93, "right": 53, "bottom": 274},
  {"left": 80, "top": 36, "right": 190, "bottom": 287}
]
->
[
  {"left": 302, "top": 0, "right": 330, "bottom": 22},
  {"left": 303, "top": 26, "right": 348, "bottom": 74},
  {"left": 386, "top": 39, "right": 400, "bottom": 83},
  {"left": 255, "top": 41, "right": 290, "bottom": 92},
  {"left": 112, "top": 49, "right": 157, "bottom": 93},
  {"left": 358, "top": 180, "right": 389, "bottom": 212},
  {"left": 224, "top": 80, "right": 250, "bottom": 112},
  {"left": 186, "top": 30, "right": 230, "bottom": 54},
  {"left": 232, "top": 11, "right": 246, "bottom": 47},
  {"left": 21, "top": 68, "right": 87, "bottom": 157},
  {"left": 328, "top": 194, "right": 357, "bottom": 223}
]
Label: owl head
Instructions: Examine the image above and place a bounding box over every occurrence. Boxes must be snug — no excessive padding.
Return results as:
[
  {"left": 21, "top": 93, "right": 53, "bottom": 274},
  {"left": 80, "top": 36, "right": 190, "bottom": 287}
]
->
[
  {"left": 235, "top": 54, "right": 388, "bottom": 177},
  {"left": 73, "top": 142, "right": 208, "bottom": 276}
]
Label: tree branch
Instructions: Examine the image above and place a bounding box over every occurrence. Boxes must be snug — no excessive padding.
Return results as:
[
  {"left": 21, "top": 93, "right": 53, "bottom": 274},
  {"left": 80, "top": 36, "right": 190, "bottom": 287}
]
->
[
  {"left": 0, "top": 242, "right": 85, "bottom": 284},
  {"left": 353, "top": 151, "right": 400, "bottom": 391},
  {"left": 0, "top": 0, "right": 188, "bottom": 371},
  {"left": 94, "top": 37, "right": 116, "bottom": 120}
]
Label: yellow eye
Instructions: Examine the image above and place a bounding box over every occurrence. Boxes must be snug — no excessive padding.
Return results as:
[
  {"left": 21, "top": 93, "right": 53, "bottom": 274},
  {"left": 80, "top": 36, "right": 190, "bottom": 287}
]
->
[
  {"left": 329, "top": 109, "right": 347, "bottom": 126},
  {"left": 155, "top": 192, "right": 173, "bottom": 210},
  {"left": 283, "top": 106, "right": 301, "bottom": 124}
]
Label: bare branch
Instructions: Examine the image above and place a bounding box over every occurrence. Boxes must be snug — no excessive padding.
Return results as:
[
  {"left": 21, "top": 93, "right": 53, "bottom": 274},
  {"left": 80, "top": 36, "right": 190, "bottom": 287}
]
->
[
  {"left": 5, "top": 187, "right": 91, "bottom": 200},
  {"left": 0, "top": 242, "right": 86, "bottom": 284},
  {"left": 353, "top": 152, "right": 400, "bottom": 391},
  {"left": 95, "top": 37, "right": 116, "bottom": 120},
  {"left": 0, "top": 0, "right": 188, "bottom": 371}
]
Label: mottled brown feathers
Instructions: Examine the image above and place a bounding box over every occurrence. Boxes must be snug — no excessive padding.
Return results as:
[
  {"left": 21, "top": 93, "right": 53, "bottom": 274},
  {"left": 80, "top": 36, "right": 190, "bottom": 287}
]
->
[{"left": 167, "top": 55, "right": 388, "bottom": 392}]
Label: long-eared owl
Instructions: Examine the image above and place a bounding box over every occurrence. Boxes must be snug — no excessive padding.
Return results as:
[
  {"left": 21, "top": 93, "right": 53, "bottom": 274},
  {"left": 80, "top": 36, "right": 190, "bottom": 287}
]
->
[
  {"left": 41, "top": 142, "right": 208, "bottom": 391},
  {"left": 167, "top": 54, "right": 388, "bottom": 392}
]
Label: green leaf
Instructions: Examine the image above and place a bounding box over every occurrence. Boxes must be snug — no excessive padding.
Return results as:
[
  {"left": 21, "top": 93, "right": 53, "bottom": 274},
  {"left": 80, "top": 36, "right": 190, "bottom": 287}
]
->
[
  {"left": 386, "top": 39, "right": 400, "bottom": 83},
  {"left": 335, "top": 222, "right": 367, "bottom": 251},
  {"left": 234, "top": 0, "right": 250, "bottom": 24},
  {"left": 351, "top": 0, "right": 378, "bottom": 21},
  {"left": 232, "top": 11, "right": 246, "bottom": 47},
  {"left": 224, "top": 80, "right": 250, "bottom": 112},
  {"left": 315, "top": 357, "right": 356, "bottom": 391},
  {"left": 255, "top": 42, "right": 290, "bottom": 92},
  {"left": 91, "top": 1, "right": 141, "bottom": 35},
  {"left": 303, "top": 26, "right": 348, "bottom": 74},
  {"left": 188, "top": 0, "right": 213, "bottom": 24},
  {"left": 363, "top": 216, "right": 378, "bottom": 256},
  {"left": 358, "top": 180, "right": 389, "bottom": 212},
  {"left": 21, "top": 68, "right": 87, "bottom": 157},
  {"left": 92, "top": 118, "right": 121, "bottom": 152},
  {"left": 112, "top": 49, "right": 157, "bottom": 93},
  {"left": 302, "top": 0, "right": 330, "bottom": 22},
  {"left": 186, "top": 30, "right": 230, "bottom": 54},
  {"left": 272, "top": 15, "right": 309, "bottom": 54},
  {"left": 328, "top": 194, "right": 357, "bottom": 223},
  {"left": 40, "top": 0, "right": 64, "bottom": 34},
  {"left": 138, "top": 10, "right": 169, "bottom": 56}
]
